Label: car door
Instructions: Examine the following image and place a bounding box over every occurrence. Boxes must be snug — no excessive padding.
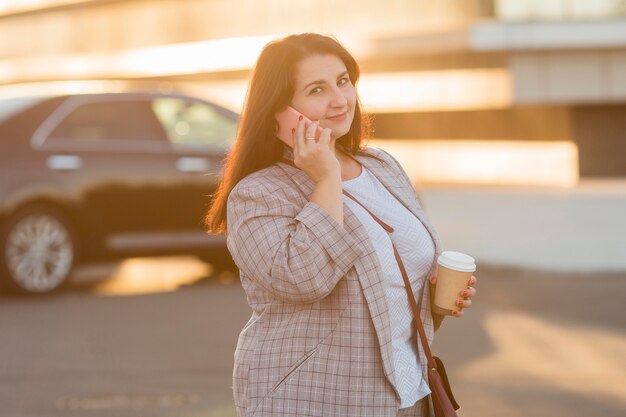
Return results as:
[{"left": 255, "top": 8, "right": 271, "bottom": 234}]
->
[
  {"left": 149, "top": 95, "right": 237, "bottom": 232},
  {"left": 34, "top": 94, "right": 185, "bottom": 256}
]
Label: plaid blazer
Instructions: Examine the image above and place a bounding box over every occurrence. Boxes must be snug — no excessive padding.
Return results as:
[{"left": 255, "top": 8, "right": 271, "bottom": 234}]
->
[{"left": 226, "top": 146, "right": 444, "bottom": 417}]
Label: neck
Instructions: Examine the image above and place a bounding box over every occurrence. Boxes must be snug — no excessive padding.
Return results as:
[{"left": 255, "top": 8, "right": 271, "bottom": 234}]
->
[
  {"left": 331, "top": 139, "right": 344, "bottom": 158},
  {"left": 333, "top": 143, "right": 354, "bottom": 166}
]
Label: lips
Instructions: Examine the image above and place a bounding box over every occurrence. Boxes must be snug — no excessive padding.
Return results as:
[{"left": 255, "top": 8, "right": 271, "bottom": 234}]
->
[{"left": 327, "top": 111, "right": 347, "bottom": 120}]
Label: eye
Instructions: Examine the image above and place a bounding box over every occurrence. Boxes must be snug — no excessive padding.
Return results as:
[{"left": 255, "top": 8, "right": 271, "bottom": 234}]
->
[
  {"left": 309, "top": 86, "right": 323, "bottom": 95},
  {"left": 338, "top": 77, "right": 350, "bottom": 86}
]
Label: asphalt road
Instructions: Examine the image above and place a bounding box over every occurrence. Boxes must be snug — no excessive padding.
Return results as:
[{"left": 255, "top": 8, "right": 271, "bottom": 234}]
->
[{"left": 0, "top": 257, "right": 624, "bottom": 417}]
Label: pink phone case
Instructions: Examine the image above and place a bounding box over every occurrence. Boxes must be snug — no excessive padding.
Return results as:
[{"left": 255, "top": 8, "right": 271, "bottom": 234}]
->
[{"left": 275, "top": 106, "right": 323, "bottom": 148}]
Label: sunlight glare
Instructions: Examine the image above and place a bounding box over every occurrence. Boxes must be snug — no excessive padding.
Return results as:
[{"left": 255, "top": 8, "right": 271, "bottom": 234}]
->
[
  {"left": 372, "top": 139, "right": 579, "bottom": 187},
  {"left": 90, "top": 256, "right": 211, "bottom": 296},
  {"left": 0, "top": 34, "right": 279, "bottom": 83},
  {"left": 0, "top": 0, "right": 88, "bottom": 15},
  {"left": 359, "top": 69, "right": 512, "bottom": 112}
]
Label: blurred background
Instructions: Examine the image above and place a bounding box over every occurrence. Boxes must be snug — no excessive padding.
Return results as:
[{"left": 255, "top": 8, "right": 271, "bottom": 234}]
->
[{"left": 0, "top": 1, "right": 624, "bottom": 416}]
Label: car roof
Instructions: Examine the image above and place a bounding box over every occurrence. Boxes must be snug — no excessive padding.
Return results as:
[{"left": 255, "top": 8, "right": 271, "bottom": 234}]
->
[{"left": 0, "top": 90, "right": 239, "bottom": 124}]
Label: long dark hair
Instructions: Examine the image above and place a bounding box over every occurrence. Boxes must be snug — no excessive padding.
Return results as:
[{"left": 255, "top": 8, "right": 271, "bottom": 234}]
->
[{"left": 205, "top": 33, "right": 374, "bottom": 235}]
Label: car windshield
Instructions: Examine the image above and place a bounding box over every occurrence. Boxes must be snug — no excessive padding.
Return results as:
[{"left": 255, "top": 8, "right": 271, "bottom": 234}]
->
[{"left": 0, "top": 96, "right": 47, "bottom": 122}]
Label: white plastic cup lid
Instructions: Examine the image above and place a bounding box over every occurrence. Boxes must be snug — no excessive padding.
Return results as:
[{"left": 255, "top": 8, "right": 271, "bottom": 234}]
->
[{"left": 437, "top": 251, "right": 476, "bottom": 272}]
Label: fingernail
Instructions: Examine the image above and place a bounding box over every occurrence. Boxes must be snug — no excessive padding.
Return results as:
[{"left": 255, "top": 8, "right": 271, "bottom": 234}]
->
[
  {"left": 298, "top": 115, "right": 303, "bottom": 121},
  {"left": 457, "top": 300, "right": 463, "bottom": 307},
  {"left": 462, "top": 290, "right": 469, "bottom": 297}
]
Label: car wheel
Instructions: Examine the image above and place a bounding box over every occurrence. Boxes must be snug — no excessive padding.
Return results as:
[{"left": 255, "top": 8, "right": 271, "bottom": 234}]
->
[{"left": 0, "top": 206, "right": 77, "bottom": 294}]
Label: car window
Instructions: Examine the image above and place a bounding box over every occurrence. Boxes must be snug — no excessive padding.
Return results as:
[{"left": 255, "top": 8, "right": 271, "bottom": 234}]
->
[
  {"left": 151, "top": 98, "right": 236, "bottom": 149},
  {"left": 48, "top": 100, "right": 168, "bottom": 142}
]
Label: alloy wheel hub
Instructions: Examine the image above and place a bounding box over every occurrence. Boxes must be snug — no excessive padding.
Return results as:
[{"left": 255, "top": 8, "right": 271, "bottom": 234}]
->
[{"left": 5, "top": 214, "right": 73, "bottom": 292}]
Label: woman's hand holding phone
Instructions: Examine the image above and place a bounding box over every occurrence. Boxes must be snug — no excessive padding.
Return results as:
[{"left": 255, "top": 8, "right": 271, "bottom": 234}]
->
[
  {"left": 275, "top": 107, "right": 343, "bottom": 225},
  {"left": 292, "top": 117, "right": 340, "bottom": 184}
]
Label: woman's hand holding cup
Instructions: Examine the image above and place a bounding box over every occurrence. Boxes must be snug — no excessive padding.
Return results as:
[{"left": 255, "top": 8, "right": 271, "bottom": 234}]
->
[
  {"left": 430, "top": 274, "right": 477, "bottom": 317},
  {"left": 429, "top": 251, "right": 478, "bottom": 317}
]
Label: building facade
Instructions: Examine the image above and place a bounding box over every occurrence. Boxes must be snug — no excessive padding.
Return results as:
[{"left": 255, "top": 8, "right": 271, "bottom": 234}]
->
[{"left": 1, "top": 0, "right": 625, "bottom": 179}]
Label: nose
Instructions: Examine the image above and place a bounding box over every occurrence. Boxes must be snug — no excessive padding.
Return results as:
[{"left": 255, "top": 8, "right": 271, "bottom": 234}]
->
[{"left": 329, "top": 86, "right": 348, "bottom": 107}]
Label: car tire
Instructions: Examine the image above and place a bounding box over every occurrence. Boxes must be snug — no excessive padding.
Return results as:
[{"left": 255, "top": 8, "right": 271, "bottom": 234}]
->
[{"left": 0, "top": 205, "right": 78, "bottom": 294}]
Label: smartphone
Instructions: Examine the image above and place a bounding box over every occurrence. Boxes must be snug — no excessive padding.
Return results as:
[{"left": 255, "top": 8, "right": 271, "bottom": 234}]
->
[{"left": 275, "top": 106, "right": 323, "bottom": 148}]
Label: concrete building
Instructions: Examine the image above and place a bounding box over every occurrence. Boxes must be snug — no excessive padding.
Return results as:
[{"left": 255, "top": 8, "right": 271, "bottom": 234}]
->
[{"left": 1, "top": 0, "right": 625, "bottom": 181}]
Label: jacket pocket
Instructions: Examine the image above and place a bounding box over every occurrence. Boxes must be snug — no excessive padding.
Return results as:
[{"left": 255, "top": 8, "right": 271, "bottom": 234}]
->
[
  {"left": 266, "top": 346, "right": 319, "bottom": 398},
  {"left": 251, "top": 346, "right": 324, "bottom": 417},
  {"left": 252, "top": 346, "right": 318, "bottom": 414}
]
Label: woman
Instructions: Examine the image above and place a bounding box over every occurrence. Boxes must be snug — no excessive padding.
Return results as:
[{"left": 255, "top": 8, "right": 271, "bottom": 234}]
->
[{"left": 205, "top": 33, "right": 477, "bottom": 417}]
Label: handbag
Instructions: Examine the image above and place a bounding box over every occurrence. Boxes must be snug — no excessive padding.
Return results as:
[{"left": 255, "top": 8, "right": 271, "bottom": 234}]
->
[
  {"left": 341, "top": 189, "right": 460, "bottom": 417},
  {"left": 279, "top": 158, "right": 460, "bottom": 416}
]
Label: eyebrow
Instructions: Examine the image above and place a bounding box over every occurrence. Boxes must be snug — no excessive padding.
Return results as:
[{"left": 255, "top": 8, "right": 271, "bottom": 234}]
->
[{"left": 303, "top": 71, "right": 349, "bottom": 91}]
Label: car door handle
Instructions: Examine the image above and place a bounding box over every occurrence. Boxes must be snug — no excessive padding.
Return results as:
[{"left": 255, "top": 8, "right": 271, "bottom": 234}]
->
[
  {"left": 47, "top": 155, "right": 82, "bottom": 171},
  {"left": 176, "top": 157, "right": 213, "bottom": 173}
]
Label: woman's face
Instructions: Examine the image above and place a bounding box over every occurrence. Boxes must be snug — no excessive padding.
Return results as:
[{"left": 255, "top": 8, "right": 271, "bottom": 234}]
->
[{"left": 290, "top": 54, "right": 356, "bottom": 141}]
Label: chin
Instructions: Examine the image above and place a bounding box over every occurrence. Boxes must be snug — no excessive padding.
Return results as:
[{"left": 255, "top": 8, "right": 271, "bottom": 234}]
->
[
  {"left": 332, "top": 129, "right": 350, "bottom": 141},
  {"left": 337, "top": 120, "right": 353, "bottom": 136}
]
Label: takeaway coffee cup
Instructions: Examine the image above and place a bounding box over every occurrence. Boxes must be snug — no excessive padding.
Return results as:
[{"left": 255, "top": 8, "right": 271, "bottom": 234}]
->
[{"left": 432, "top": 251, "right": 476, "bottom": 316}]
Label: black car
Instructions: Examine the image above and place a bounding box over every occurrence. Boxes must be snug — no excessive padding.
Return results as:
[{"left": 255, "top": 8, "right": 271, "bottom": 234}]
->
[{"left": 0, "top": 91, "right": 238, "bottom": 294}]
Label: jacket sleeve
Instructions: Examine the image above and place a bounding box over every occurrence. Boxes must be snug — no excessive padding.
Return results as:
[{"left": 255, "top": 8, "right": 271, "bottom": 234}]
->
[{"left": 226, "top": 182, "right": 364, "bottom": 304}]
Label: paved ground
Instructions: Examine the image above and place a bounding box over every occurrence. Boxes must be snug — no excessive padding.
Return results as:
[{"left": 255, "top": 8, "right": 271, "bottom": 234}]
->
[
  {"left": 432, "top": 265, "right": 625, "bottom": 417},
  {"left": 0, "top": 257, "right": 624, "bottom": 417}
]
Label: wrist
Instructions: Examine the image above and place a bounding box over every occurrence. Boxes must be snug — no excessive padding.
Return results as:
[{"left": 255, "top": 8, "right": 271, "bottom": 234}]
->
[{"left": 316, "top": 173, "right": 341, "bottom": 186}]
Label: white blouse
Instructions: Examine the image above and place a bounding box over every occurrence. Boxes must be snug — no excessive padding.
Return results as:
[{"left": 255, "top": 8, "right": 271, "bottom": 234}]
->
[{"left": 342, "top": 166, "right": 436, "bottom": 409}]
